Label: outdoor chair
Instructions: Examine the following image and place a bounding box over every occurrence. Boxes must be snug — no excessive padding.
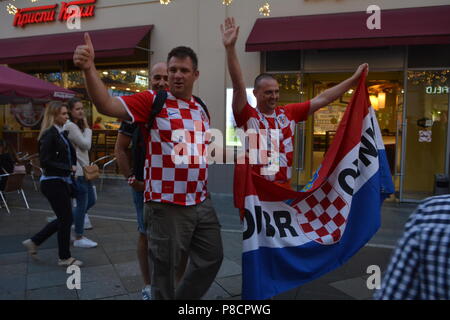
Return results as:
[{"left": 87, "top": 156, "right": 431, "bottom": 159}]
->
[
  {"left": 92, "top": 155, "right": 117, "bottom": 191},
  {"left": 0, "top": 172, "right": 30, "bottom": 214}
]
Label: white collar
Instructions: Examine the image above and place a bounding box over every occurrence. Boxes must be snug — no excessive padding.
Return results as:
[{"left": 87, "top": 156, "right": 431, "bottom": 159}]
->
[{"left": 54, "top": 124, "right": 65, "bottom": 133}]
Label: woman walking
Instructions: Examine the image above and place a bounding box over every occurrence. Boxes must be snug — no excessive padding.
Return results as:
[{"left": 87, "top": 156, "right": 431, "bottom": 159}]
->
[
  {"left": 22, "top": 101, "right": 82, "bottom": 266},
  {"left": 65, "top": 98, "right": 97, "bottom": 248}
]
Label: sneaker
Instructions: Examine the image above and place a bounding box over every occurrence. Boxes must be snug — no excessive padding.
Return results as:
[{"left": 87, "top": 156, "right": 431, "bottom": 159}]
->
[
  {"left": 84, "top": 214, "right": 93, "bottom": 230},
  {"left": 22, "top": 239, "right": 38, "bottom": 255},
  {"left": 47, "top": 215, "right": 57, "bottom": 223},
  {"left": 58, "top": 257, "right": 83, "bottom": 267},
  {"left": 73, "top": 237, "right": 97, "bottom": 248},
  {"left": 142, "top": 285, "right": 152, "bottom": 300}
]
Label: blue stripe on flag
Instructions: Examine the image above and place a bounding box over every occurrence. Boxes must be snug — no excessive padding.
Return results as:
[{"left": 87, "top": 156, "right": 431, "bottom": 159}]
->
[{"left": 242, "top": 163, "right": 385, "bottom": 300}]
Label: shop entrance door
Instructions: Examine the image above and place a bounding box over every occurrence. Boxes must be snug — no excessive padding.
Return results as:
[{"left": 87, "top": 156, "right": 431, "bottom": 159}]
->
[
  {"left": 400, "top": 70, "right": 450, "bottom": 201},
  {"left": 295, "top": 72, "right": 404, "bottom": 198}
]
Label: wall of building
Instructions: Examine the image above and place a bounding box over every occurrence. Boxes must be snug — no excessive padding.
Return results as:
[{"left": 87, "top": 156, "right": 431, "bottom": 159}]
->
[{"left": 1, "top": 0, "right": 450, "bottom": 135}]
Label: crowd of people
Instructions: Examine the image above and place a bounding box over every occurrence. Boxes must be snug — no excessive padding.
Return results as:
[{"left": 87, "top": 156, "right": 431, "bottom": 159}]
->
[{"left": 15, "top": 17, "right": 450, "bottom": 300}]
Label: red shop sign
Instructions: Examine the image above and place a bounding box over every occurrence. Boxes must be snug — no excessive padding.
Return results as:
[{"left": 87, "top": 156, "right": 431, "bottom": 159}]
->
[{"left": 13, "top": 0, "right": 96, "bottom": 28}]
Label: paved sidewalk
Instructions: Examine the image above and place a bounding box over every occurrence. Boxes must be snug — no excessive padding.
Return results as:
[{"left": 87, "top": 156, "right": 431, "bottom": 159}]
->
[{"left": 0, "top": 177, "right": 417, "bottom": 300}]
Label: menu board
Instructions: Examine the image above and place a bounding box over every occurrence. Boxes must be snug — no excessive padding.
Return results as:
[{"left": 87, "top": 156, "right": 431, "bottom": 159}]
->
[{"left": 314, "top": 105, "right": 345, "bottom": 134}]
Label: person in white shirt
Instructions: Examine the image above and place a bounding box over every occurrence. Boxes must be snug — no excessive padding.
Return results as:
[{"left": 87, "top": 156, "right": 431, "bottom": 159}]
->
[{"left": 64, "top": 98, "right": 97, "bottom": 248}]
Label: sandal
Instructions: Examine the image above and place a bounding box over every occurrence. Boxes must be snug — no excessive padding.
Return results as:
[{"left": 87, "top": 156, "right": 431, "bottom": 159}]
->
[
  {"left": 58, "top": 257, "right": 83, "bottom": 267},
  {"left": 22, "top": 239, "right": 38, "bottom": 255}
]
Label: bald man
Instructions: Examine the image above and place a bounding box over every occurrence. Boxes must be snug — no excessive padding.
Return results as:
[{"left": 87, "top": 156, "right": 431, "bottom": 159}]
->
[
  {"left": 149, "top": 62, "right": 168, "bottom": 91},
  {"left": 114, "top": 63, "right": 170, "bottom": 300}
]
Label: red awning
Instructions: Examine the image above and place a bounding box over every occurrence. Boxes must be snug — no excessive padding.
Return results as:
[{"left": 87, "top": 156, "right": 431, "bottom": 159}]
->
[
  {"left": 0, "top": 65, "right": 76, "bottom": 103},
  {"left": 246, "top": 5, "right": 450, "bottom": 52},
  {"left": 0, "top": 25, "right": 153, "bottom": 64}
]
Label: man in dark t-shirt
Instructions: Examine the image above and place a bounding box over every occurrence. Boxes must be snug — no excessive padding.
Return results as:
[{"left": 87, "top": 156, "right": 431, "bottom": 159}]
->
[{"left": 114, "top": 62, "right": 170, "bottom": 300}]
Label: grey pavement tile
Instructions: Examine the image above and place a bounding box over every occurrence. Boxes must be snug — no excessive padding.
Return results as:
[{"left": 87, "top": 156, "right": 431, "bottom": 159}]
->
[
  {"left": 27, "top": 260, "right": 63, "bottom": 274},
  {"left": 329, "top": 276, "right": 375, "bottom": 300},
  {"left": 80, "top": 264, "right": 120, "bottom": 283},
  {"left": 119, "top": 222, "right": 140, "bottom": 233},
  {"left": 216, "top": 257, "right": 241, "bottom": 278},
  {"left": 69, "top": 247, "right": 110, "bottom": 267},
  {"left": 0, "top": 262, "right": 27, "bottom": 276},
  {"left": 272, "top": 286, "right": 299, "bottom": 300},
  {"left": 297, "top": 280, "right": 355, "bottom": 300},
  {"left": 113, "top": 260, "right": 141, "bottom": 278},
  {"left": 215, "top": 275, "right": 241, "bottom": 297},
  {"left": 96, "top": 232, "right": 134, "bottom": 243},
  {"left": 120, "top": 275, "right": 145, "bottom": 293},
  {"left": 91, "top": 224, "right": 125, "bottom": 235},
  {"left": 0, "top": 274, "right": 26, "bottom": 294},
  {"left": 128, "top": 291, "right": 142, "bottom": 300},
  {"left": 77, "top": 279, "right": 127, "bottom": 300},
  {"left": 98, "top": 294, "right": 130, "bottom": 300},
  {"left": 0, "top": 252, "right": 28, "bottom": 265},
  {"left": 0, "top": 235, "right": 32, "bottom": 254},
  {"left": 0, "top": 291, "right": 26, "bottom": 300},
  {"left": 27, "top": 270, "right": 71, "bottom": 290},
  {"left": 107, "top": 249, "right": 138, "bottom": 265},
  {"left": 102, "top": 240, "right": 137, "bottom": 255},
  {"left": 202, "top": 281, "right": 231, "bottom": 300},
  {"left": 26, "top": 285, "right": 78, "bottom": 300}
]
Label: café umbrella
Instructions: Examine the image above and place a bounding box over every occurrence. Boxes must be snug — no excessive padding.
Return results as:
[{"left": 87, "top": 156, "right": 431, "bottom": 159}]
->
[{"left": 0, "top": 65, "right": 75, "bottom": 104}]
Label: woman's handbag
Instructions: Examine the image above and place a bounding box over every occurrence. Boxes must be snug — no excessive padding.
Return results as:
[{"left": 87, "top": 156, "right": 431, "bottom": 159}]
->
[{"left": 83, "top": 163, "right": 100, "bottom": 181}]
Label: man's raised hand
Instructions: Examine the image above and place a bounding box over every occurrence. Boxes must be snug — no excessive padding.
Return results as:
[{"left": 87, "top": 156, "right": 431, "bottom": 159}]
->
[
  {"left": 221, "top": 17, "right": 239, "bottom": 49},
  {"left": 73, "top": 33, "right": 95, "bottom": 71}
]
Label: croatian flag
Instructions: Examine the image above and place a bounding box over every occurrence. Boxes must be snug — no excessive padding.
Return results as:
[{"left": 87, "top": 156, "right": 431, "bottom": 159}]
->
[{"left": 234, "top": 74, "right": 394, "bottom": 300}]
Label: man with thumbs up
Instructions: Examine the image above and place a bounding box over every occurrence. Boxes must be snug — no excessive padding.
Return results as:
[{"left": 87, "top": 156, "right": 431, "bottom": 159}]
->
[{"left": 74, "top": 34, "right": 223, "bottom": 300}]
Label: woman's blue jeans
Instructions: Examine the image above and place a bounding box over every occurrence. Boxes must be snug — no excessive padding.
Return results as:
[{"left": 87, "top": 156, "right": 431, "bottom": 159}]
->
[{"left": 73, "top": 176, "right": 96, "bottom": 236}]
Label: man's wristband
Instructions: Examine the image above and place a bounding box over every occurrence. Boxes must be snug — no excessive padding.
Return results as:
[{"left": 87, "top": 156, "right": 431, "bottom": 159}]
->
[{"left": 127, "top": 174, "right": 136, "bottom": 185}]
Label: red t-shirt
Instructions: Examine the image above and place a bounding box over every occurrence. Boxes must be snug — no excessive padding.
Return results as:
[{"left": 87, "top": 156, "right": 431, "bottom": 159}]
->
[
  {"left": 118, "top": 90, "right": 210, "bottom": 206},
  {"left": 234, "top": 101, "right": 310, "bottom": 183}
]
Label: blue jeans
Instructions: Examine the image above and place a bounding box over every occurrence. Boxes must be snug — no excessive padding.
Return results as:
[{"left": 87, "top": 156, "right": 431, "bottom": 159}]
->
[
  {"left": 131, "top": 189, "right": 145, "bottom": 234},
  {"left": 73, "top": 176, "right": 96, "bottom": 236}
]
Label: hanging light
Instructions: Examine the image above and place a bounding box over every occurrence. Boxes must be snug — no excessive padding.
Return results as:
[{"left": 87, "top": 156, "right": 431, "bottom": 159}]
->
[
  {"left": 377, "top": 91, "right": 386, "bottom": 109},
  {"left": 7, "top": 4, "right": 18, "bottom": 15},
  {"left": 160, "top": 0, "right": 171, "bottom": 5},
  {"left": 222, "top": 0, "right": 233, "bottom": 5},
  {"left": 259, "top": 2, "right": 270, "bottom": 16},
  {"left": 369, "top": 95, "right": 379, "bottom": 110}
]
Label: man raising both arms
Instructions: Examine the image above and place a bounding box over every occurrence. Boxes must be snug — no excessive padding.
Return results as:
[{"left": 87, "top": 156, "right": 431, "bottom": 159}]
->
[{"left": 221, "top": 17, "right": 368, "bottom": 187}]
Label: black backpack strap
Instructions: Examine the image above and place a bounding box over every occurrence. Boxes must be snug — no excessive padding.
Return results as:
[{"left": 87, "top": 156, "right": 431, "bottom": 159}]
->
[
  {"left": 148, "top": 90, "right": 168, "bottom": 129},
  {"left": 193, "top": 95, "right": 210, "bottom": 120}
]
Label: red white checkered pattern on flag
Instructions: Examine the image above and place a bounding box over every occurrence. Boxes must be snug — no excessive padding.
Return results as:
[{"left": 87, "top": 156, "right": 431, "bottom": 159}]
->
[
  {"left": 119, "top": 90, "right": 210, "bottom": 206},
  {"left": 292, "top": 181, "right": 349, "bottom": 245}
]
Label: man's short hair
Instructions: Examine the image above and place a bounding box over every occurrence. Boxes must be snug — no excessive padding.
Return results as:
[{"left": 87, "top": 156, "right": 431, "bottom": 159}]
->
[
  {"left": 254, "top": 73, "right": 277, "bottom": 90},
  {"left": 167, "top": 46, "right": 198, "bottom": 70}
]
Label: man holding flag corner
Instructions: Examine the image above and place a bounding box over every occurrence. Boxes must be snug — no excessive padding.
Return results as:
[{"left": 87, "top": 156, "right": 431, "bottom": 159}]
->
[{"left": 222, "top": 17, "right": 394, "bottom": 300}]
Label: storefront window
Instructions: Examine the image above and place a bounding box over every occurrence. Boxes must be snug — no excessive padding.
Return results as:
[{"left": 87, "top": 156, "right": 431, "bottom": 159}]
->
[{"left": 403, "top": 70, "right": 449, "bottom": 200}]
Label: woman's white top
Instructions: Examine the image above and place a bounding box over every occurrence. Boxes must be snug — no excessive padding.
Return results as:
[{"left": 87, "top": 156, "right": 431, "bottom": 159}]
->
[{"left": 63, "top": 120, "right": 92, "bottom": 177}]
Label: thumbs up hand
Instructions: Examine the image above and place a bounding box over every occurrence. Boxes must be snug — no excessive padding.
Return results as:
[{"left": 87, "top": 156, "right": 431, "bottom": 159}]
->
[{"left": 73, "top": 33, "right": 95, "bottom": 71}]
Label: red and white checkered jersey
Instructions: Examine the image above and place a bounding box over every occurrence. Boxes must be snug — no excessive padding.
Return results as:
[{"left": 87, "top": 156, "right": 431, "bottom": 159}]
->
[
  {"left": 118, "top": 90, "right": 210, "bottom": 206},
  {"left": 234, "top": 101, "right": 310, "bottom": 183}
]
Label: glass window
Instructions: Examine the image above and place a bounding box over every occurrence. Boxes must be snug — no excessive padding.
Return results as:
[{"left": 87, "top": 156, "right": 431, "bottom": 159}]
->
[
  {"left": 403, "top": 70, "right": 449, "bottom": 199},
  {"left": 266, "top": 51, "right": 301, "bottom": 71},
  {"left": 408, "top": 45, "right": 450, "bottom": 68}
]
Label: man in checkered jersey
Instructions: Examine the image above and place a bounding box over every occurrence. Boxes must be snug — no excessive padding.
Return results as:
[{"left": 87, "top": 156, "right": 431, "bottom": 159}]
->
[
  {"left": 74, "top": 34, "right": 223, "bottom": 299},
  {"left": 222, "top": 17, "right": 369, "bottom": 187}
]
